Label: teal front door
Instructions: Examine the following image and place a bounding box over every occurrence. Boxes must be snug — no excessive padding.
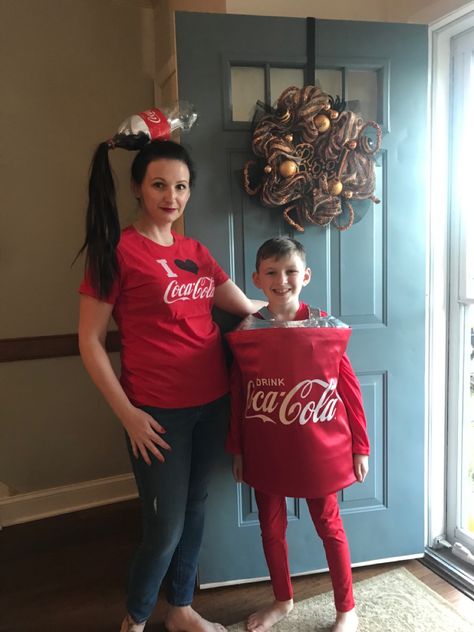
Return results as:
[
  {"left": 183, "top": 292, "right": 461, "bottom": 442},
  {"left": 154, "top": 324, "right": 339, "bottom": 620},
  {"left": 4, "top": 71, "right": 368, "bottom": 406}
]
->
[{"left": 175, "top": 12, "right": 427, "bottom": 586}]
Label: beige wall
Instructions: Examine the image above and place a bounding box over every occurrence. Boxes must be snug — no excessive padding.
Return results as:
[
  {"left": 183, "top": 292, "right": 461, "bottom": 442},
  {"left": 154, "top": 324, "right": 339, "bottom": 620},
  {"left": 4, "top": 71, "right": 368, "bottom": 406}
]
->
[
  {"left": 226, "top": 0, "right": 473, "bottom": 22},
  {"left": 0, "top": 0, "right": 469, "bottom": 516},
  {"left": 392, "top": 0, "right": 474, "bottom": 22},
  {"left": 0, "top": 0, "right": 154, "bottom": 499},
  {"left": 1, "top": 0, "right": 154, "bottom": 338},
  {"left": 226, "top": 0, "right": 390, "bottom": 21},
  {"left": 0, "top": 355, "right": 126, "bottom": 492}
]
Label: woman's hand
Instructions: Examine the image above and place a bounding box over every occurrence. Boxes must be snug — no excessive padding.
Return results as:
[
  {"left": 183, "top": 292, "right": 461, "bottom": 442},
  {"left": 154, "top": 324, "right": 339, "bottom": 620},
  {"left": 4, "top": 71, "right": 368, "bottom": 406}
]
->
[
  {"left": 353, "top": 454, "right": 369, "bottom": 482},
  {"left": 79, "top": 295, "right": 170, "bottom": 466},
  {"left": 121, "top": 406, "right": 171, "bottom": 466},
  {"left": 232, "top": 454, "right": 243, "bottom": 482}
]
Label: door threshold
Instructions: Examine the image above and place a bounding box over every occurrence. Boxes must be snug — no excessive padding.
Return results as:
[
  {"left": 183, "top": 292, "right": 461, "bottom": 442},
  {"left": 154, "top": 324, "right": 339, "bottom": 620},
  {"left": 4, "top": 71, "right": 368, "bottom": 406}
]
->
[
  {"left": 199, "top": 553, "right": 423, "bottom": 589},
  {"left": 423, "top": 547, "right": 474, "bottom": 600}
]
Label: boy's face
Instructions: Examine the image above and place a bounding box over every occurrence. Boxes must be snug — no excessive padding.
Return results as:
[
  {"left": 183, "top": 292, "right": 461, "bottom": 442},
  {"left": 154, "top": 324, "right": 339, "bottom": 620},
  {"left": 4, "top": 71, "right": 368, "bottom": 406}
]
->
[{"left": 252, "top": 253, "right": 311, "bottom": 308}]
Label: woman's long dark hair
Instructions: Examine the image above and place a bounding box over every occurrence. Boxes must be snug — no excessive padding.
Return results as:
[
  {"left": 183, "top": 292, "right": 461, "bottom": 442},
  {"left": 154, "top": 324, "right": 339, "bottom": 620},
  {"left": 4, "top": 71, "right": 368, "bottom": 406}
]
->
[{"left": 76, "top": 139, "right": 196, "bottom": 299}]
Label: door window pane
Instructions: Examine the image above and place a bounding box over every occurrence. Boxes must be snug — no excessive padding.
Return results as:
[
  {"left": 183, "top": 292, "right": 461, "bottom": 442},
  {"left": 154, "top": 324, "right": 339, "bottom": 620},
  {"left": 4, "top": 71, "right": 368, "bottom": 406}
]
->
[
  {"left": 270, "top": 68, "right": 304, "bottom": 104},
  {"left": 315, "top": 68, "right": 342, "bottom": 99},
  {"left": 346, "top": 69, "right": 379, "bottom": 121},
  {"left": 231, "top": 66, "right": 265, "bottom": 121}
]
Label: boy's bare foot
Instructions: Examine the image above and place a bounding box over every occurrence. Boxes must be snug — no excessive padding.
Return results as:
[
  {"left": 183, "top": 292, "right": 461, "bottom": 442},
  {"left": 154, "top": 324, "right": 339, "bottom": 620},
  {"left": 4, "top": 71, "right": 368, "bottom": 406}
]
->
[
  {"left": 332, "top": 608, "right": 358, "bottom": 631},
  {"left": 246, "top": 599, "right": 294, "bottom": 631},
  {"left": 164, "top": 604, "right": 226, "bottom": 632}
]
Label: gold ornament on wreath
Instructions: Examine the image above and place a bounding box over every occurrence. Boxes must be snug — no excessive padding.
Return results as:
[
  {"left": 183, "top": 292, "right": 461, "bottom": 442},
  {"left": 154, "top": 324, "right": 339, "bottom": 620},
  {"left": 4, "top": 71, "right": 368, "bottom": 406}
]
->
[{"left": 243, "top": 85, "right": 382, "bottom": 232}]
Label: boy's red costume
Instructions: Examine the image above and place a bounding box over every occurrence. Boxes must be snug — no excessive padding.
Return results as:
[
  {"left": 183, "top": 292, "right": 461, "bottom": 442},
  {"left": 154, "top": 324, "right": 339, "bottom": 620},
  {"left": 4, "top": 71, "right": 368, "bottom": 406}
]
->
[{"left": 225, "top": 304, "right": 370, "bottom": 498}]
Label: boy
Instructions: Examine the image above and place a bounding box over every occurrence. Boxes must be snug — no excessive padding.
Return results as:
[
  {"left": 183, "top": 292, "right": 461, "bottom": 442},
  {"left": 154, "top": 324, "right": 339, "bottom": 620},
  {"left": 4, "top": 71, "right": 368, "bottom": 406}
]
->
[{"left": 225, "top": 237, "right": 369, "bottom": 632}]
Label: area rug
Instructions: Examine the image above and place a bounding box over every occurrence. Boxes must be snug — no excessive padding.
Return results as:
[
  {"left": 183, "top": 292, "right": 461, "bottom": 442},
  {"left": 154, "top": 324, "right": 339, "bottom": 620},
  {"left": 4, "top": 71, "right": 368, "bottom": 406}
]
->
[{"left": 227, "top": 567, "right": 473, "bottom": 631}]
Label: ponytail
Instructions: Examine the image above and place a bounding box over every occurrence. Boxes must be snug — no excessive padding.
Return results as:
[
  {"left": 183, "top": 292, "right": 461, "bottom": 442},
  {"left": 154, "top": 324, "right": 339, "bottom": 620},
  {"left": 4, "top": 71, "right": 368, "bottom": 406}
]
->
[
  {"left": 75, "top": 138, "right": 195, "bottom": 299},
  {"left": 76, "top": 142, "right": 121, "bottom": 299}
]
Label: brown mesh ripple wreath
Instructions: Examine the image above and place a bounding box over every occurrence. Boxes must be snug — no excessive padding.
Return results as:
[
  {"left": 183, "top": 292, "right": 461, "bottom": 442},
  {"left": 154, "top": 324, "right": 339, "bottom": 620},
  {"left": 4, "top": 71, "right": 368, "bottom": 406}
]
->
[{"left": 243, "top": 85, "right": 382, "bottom": 232}]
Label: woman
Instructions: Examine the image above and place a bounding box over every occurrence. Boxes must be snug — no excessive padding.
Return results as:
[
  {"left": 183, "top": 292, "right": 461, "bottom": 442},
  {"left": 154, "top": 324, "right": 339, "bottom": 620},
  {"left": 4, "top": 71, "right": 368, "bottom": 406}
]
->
[{"left": 78, "top": 139, "right": 258, "bottom": 631}]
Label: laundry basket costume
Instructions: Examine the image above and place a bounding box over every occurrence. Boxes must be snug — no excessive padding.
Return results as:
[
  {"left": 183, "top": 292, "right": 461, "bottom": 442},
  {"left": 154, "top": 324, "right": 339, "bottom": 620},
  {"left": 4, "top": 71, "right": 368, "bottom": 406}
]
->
[{"left": 225, "top": 303, "right": 370, "bottom": 497}]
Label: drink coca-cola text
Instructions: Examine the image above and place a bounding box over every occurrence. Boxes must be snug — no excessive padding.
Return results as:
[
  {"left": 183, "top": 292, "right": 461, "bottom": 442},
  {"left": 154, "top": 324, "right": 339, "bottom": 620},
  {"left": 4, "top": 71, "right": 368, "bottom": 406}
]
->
[{"left": 245, "top": 377, "right": 341, "bottom": 426}]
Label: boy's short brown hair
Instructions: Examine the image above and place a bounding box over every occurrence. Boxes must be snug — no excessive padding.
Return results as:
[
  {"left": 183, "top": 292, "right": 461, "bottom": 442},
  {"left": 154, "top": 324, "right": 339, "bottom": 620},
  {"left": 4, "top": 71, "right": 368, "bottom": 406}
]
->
[{"left": 255, "top": 237, "right": 307, "bottom": 271}]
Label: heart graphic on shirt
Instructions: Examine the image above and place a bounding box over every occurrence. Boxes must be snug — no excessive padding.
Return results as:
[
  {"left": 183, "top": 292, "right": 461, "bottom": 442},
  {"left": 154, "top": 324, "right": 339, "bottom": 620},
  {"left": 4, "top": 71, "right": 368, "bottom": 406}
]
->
[{"left": 174, "top": 258, "right": 199, "bottom": 274}]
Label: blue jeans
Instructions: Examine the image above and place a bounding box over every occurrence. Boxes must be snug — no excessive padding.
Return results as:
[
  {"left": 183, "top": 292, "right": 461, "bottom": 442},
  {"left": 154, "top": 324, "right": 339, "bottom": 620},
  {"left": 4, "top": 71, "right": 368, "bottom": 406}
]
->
[{"left": 125, "top": 395, "right": 228, "bottom": 623}]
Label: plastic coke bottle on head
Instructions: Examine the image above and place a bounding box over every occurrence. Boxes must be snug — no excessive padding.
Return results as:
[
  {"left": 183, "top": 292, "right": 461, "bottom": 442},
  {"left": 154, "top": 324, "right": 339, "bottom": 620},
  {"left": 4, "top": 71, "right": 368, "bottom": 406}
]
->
[{"left": 108, "top": 101, "right": 197, "bottom": 150}]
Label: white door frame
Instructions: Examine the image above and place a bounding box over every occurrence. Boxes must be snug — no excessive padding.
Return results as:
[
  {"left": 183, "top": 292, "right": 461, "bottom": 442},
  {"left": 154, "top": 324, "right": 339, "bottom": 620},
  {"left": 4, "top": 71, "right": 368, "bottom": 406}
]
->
[{"left": 427, "top": 1, "right": 474, "bottom": 549}]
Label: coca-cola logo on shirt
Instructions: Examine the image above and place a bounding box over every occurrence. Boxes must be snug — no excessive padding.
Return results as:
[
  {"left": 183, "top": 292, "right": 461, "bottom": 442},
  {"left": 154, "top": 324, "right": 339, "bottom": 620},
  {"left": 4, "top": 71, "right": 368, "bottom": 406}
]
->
[
  {"left": 245, "top": 377, "right": 341, "bottom": 426},
  {"left": 164, "top": 276, "right": 215, "bottom": 304}
]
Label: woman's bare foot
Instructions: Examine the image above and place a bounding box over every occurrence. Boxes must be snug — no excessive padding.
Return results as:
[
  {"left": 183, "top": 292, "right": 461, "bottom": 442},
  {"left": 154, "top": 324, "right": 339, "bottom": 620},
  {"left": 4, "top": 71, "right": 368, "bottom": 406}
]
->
[
  {"left": 120, "top": 614, "right": 146, "bottom": 632},
  {"left": 164, "top": 605, "right": 227, "bottom": 632},
  {"left": 332, "top": 608, "right": 358, "bottom": 632},
  {"left": 246, "top": 599, "right": 294, "bottom": 631}
]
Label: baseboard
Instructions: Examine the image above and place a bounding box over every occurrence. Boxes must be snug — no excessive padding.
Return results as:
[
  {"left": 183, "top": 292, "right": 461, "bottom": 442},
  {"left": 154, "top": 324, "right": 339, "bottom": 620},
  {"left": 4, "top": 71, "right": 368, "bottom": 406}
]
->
[{"left": 0, "top": 473, "right": 137, "bottom": 527}]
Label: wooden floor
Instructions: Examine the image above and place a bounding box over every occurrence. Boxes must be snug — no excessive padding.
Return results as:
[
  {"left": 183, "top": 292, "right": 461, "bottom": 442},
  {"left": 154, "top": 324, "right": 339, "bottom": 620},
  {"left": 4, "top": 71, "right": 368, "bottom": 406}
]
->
[{"left": 1, "top": 500, "right": 473, "bottom": 632}]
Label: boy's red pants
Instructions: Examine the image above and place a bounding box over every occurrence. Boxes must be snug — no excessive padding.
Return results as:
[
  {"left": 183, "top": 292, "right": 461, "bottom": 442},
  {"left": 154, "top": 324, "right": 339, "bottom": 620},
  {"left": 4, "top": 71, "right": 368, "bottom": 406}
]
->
[{"left": 254, "top": 489, "right": 355, "bottom": 612}]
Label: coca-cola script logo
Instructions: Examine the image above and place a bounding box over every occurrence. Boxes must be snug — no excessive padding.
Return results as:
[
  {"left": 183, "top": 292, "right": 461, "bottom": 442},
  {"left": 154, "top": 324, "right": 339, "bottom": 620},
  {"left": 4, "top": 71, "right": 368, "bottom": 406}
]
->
[
  {"left": 245, "top": 377, "right": 341, "bottom": 425},
  {"left": 164, "top": 276, "right": 215, "bottom": 304},
  {"left": 142, "top": 108, "right": 162, "bottom": 124}
]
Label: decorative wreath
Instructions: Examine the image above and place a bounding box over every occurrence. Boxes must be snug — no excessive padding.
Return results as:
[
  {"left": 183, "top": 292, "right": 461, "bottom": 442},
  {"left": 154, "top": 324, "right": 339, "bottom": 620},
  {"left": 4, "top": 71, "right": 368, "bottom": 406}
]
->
[{"left": 243, "top": 85, "right": 382, "bottom": 232}]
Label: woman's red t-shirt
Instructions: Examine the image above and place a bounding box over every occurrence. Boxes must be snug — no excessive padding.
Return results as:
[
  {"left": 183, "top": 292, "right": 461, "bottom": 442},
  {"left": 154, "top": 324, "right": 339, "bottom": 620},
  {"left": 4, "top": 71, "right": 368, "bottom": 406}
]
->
[{"left": 80, "top": 226, "right": 229, "bottom": 408}]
